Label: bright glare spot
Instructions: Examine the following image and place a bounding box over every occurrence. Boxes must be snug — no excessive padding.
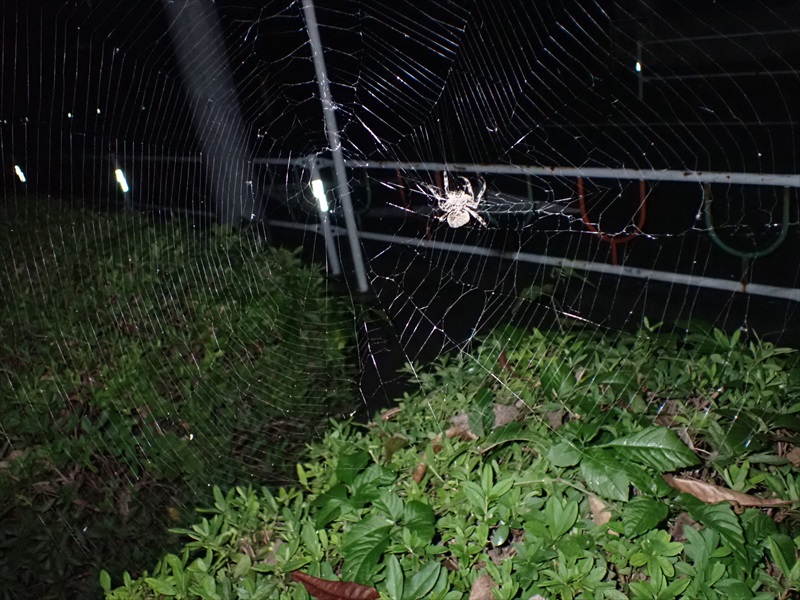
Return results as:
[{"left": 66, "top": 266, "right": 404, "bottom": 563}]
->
[
  {"left": 635, "top": 61, "right": 642, "bottom": 72},
  {"left": 14, "top": 165, "right": 26, "bottom": 183},
  {"left": 311, "top": 179, "right": 328, "bottom": 212},
  {"left": 96, "top": 108, "right": 101, "bottom": 114},
  {"left": 67, "top": 112, "right": 73, "bottom": 118},
  {"left": 114, "top": 168, "right": 130, "bottom": 193}
]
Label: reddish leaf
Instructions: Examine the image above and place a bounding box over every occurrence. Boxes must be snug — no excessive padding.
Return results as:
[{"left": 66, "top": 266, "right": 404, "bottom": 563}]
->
[
  {"left": 291, "top": 571, "right": 380, "bottom": 600},
  {"left": 412, "top": 461, "right": 427, "bottom": 483},
  {"left": 663, "top": 474, "right": 797, "bottom": 507}
]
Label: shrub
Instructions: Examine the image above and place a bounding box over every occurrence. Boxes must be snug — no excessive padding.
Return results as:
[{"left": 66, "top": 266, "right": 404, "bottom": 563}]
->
[
  {"left": 0, "top": 202, "right": 355, "bottom": 598},
  {"left": 103, "top": 322, "right": 800, "bottom": 599}
]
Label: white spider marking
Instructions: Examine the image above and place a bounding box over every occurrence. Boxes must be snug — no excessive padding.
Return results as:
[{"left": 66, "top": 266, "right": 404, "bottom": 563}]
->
[{"left": 420, "top": 172, "right": 487, "bottom": 228}]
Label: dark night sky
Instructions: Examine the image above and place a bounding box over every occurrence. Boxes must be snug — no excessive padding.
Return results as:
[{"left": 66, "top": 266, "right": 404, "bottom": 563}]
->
[{"left": 1, "top": 1, "right": 798, "bottom": 176}]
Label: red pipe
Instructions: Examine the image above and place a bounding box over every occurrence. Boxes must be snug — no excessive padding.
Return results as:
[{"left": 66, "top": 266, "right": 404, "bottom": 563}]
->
[{"left": 578, "top": 177, "right": 648, "bottom": 265}]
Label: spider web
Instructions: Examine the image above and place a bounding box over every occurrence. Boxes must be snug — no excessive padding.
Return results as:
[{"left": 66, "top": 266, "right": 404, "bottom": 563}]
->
[{"left": 1, "top": 0, "right": 799, "bottom": 596}]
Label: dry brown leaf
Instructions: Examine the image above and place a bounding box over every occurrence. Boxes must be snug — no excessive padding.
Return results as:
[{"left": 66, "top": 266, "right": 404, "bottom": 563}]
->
[
  {"left": 445, "top": 415, "right": 479, "bottom": 442},
  {"left": 448, "top": 403, "right": 522, "bottom": 440},
  {"left": 469, "top": 574, "right": 497, "bottom": 600},
  {"left": 493, "top": 403, "right": 522, "bottom": 428},
  {"left": 291, "top": 571, "right": 380, "bottom": 600},
  {"left": 663, "top": 474, "right": 796, "bottom": 507},
  {"left": 412, "top": 461, "right": 427, "bottom": 483},
  {"left": 669, "top": 512, "right": 698, "bottom": 542},
  {"left": 589, "top": 494, "right": 612, "bottom": 527},
  {"left": 380, "top": 407, "right": 402, "bottom": 422},
  {"left": 785, "top": 446, "right": 800, "bottom": 467}
]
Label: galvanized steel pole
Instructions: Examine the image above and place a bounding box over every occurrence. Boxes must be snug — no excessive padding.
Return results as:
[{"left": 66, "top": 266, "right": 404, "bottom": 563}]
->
[{"left": 301, "top": 0, "right": 370, "bottom": 293}]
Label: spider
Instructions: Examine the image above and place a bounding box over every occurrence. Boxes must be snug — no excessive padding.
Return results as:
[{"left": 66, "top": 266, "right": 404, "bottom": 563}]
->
[{"left": 420, "top": 172, "right": 487, "bottom": 228}]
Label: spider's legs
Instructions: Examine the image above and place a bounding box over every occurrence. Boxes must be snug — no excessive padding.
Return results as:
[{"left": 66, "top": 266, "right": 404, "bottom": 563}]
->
[
  {"left": 443, "top": 171, "right": 450, "bottom": 193},
  {"left": 474, "top": 178, "right": 486, "bottom": 203},
  {"left": 460, "top": 176, "right": 473, "bottom": 200},
  {"left": 467, "top": 208, "right": 487, "bottom": 227}
]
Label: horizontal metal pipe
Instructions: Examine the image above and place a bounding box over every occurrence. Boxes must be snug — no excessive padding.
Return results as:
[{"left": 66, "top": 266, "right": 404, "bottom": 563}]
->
[{"left": 269, "top": 219, "right": 800, "bottom": 303}]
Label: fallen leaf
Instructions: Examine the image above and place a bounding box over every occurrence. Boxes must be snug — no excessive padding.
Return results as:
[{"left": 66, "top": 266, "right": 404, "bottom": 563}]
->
[
  {"left": 663, "top": 474, "right": 797, "bottom": 507},
  {"left": 589, "top": 494, "right": 612, "bottom": 527},
  {"left": 545, "top": 408, "right": 565, "bottom": 430},
  {"left": 669, "top": 512, "right": 697, "bottom": 542},
  {"left": 291, "top": 571, "right": 380, "bottom": 600},
  {"left": 412, "top": 461, "right": 427, "bottom": 483},
  {"left": 785, "top": 446, "right": 800, "bottom": 467},
  {"left": 469, "top": 573, "right": 496, "bottom": 600},
  {"left": 380, "top": 407, "right": 402, "bottom": 422}
]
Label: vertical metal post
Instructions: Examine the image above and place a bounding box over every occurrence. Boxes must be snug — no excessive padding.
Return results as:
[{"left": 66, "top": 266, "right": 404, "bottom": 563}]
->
[
  {"left": 307, "top": 155, "right": 343, "bottom": 277},
  {"left": 301, "top": 0, "right": 370, "bottom": 293}
]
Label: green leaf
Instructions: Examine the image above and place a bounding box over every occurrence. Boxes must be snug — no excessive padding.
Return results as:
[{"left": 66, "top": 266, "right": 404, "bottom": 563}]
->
[
  {"left": 580, "top": 448, "right": 630, "bottom": 502},
  {"left": 313, "top": 483, "right": 349, "bottom": 529},
  {"left": 337, "top": 450, "right": 370, "bottom": 485},
  {"left": 480, "top": 421, "right": 547, "bottom": 454},
  {"left": 341, "top": 515, "right": 392, "bottom": 584},
  {"left": 404, "top": 501, "right": 435, "bottom": 544},
  {"left": 145, "top": 577, "right": 178, "bottom": 596},
  {"left": 767, "top": 534, "right": 796, "bottom": 577},
  {"left": 374, "top": 491, "right": 404, "bottom": 522},
  {"left": 99, "top": 570, "right": 112, "bottom": 593},
  {"left": 213, "top": 485, "right": 228, "bottom": 512},
  {"left": 468, "top": 388, "right": 495, "bottom": 437},
  {"left": 402, "top": 562, "right": 441, "bottom": 600},
  {"left": 604, "top": 426, "right": 698, "bottom": 471},
  {"left": 539, "top": 361, "right": 574, "bottom": 397},
  {"left": 233, "top": 554, "right": 252, "bottom": 578},
  {"left": 681, "top": 495, "right": 748, "bottom": 575},
  {"left": 546, "top": 498, "right": 579, "bottom": 539},
  {"left": 714, "top": 579, "right": 755, "bottom": 599},
  {"left": 489, "top": 477, "right": 514, "bottom": 501},
  {"left": 461, "top": 481, "right": 487, "bottom": 513},
  {"left": 623, "top": 497, "right": 668, "bottom": 537},
  {"left": 547, "top": 440, "right": 582, "bottom": 468},
  {"left": 385, "top": 555, "right": 404, "bottom": 600}
]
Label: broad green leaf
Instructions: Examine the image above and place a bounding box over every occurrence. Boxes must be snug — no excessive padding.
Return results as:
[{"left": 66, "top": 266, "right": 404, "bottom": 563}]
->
[
  {"left": 468, "top": 388, "right": 495, "bottom": 437},
  {"left": 604, "top": 426, "right": 698, "bottom": 471},
  {"left": 99, "top": 570, "right": 112, "bottom": 593},
  {"left": 481, "top": 421, "right": 548, "bottom": 454},
  {"left": 374, "top": 490, "right": 404, "bottom": 521},
  {"left": 145, "top": 577, "right": 178, "bottom": 596},
  {"left": 337, "top": 450, "right": 370, "bottom": 485},
  {"left": 539, "top": 361, "right": 574, "bottom": 397},
  {"left": 233, "top": 554, "right": 252, "bottom": 578},
  {"left": 402, "top": 562, "right": 441, "bottom": 600},
  {"left": 404, "top": 500, "right": 435, "bottom": 543},
  {"left": 461, "top": 481, "right": 487, "bottom": 513},
  {"left": 547, "top": 440, "right": 582, "bottom": 468},
  {"left": 313, "top": 483, "right": 349, "bottom": 529},
  {"left": 489, "top": 477, "right": 514, "bottom": 501},
  {"left": 385, "top": 555, "right": 404, "bottom": 600},
  {"left": 341, "top": 515, "right": 392, "bottom": 584},
  {"left": 546, "top": 498, "right": 579, "bottom": 539},
  {"left": 681, "top": 495, "right": 748, "bottom": 575},
  {"left": 164, "top": 554, "right": 184, "bottom": 576},
  {"left": 767, "top": 534, "right": 796, "bottom": 577},
  {"left": 714, "top": 579, "right": 755, "bottom": 599},
  {"left": 580, "top": 448, "right": 630, "bottom": 502},
  {"left": 213, "top": 486, "right": 228, "bottom": 512},
  {"left": 622, "top": 497, "right": 668, "bottom": 537}
]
